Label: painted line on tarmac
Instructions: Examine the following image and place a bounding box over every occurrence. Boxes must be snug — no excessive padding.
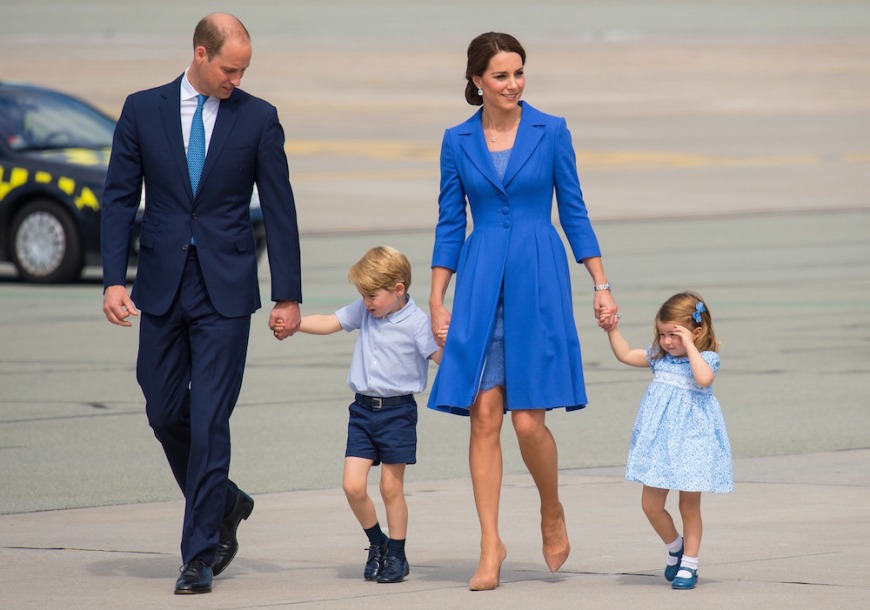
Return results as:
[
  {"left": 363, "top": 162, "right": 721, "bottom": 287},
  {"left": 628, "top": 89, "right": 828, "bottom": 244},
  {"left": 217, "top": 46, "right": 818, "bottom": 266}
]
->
[{"left": 285, "top": 140, "right": 869, "bottom": 180}]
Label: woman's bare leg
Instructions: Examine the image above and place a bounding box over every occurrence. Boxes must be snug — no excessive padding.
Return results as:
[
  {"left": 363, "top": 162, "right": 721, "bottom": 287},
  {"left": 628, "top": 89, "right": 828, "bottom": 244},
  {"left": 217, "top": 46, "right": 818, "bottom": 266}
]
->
[
  {"left": 468, "top": 387, "right": 508, "bottom": 590},
  {"left": 512, "top": 409, "right": 569, "bottom": 572}
]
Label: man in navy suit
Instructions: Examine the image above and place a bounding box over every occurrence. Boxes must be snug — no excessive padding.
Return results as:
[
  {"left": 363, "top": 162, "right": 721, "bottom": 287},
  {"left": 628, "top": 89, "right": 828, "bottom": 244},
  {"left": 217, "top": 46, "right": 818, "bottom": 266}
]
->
[{"left": 101, "top": 13, "right": 301, "bottom": 594}]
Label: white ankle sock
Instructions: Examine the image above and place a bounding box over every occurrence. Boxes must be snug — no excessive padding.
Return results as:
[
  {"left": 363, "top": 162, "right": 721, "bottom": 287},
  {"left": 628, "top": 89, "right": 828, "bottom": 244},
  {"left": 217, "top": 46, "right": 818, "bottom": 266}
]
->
[
  {"left": 676, "top": 555, "right": 698, "bottom": 578},
  {"left": 665, "top": 535, "right": 683, "bottom": 565}
]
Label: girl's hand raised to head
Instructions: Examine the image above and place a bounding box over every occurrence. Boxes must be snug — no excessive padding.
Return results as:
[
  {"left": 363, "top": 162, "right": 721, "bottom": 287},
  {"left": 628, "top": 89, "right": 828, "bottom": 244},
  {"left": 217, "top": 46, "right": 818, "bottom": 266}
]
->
[{"left": 671, "top": 324, "right": 698, "bottom": 352}]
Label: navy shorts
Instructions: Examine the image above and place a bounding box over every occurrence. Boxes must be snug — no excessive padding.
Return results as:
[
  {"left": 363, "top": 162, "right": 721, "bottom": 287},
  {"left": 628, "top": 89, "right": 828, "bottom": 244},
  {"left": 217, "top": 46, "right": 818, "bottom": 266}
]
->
[{"left": 346, "top": 394, "right": 418, "bottom": 466}]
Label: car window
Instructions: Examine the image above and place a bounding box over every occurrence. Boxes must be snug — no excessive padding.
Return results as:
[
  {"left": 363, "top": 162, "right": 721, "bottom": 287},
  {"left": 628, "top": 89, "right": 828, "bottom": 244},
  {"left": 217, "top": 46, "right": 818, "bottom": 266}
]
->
[{"left": 0, "top": 88, "right": 115, "bottom": 151}]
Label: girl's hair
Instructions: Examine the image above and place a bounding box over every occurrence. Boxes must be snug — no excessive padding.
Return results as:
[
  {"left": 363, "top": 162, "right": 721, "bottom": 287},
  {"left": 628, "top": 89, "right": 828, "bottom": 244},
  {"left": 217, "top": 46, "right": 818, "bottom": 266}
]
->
[
  {"left": 650, "top": 291, "right": 719, "bottom": 359},
  {"left": 464, "top": 32, "right": 526, "bottom": 106},
  {"left": 347, "top": 246, "right": 411, "bottom": 294}
]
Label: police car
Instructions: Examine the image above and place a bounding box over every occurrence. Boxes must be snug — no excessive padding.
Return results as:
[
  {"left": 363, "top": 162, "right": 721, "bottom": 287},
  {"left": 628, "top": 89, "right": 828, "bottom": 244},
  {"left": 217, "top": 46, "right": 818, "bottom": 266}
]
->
[{"left": 0, "top": 82, "right": 265, "bottom": 283}]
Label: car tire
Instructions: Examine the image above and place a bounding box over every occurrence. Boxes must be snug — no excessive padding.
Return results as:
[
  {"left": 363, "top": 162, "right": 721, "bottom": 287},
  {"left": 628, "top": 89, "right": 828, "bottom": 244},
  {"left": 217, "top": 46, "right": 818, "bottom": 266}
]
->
[{"left": 10, "top": 199, "right": 83, "bottom": 283}]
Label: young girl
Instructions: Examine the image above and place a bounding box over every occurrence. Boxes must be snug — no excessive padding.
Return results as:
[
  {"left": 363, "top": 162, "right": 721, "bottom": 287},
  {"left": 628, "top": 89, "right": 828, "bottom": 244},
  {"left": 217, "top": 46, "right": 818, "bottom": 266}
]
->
[{"left": 604, "top": 291, "right": 732, "bottom": 590}]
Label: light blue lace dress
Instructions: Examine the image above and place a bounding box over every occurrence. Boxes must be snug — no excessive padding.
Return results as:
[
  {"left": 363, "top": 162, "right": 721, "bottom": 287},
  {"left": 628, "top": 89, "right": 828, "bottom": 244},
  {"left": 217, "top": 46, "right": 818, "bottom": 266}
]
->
[
  {"left": 625, "top": 349, "right": 733, "bottom": 492},
  {"left": 478, "top": 148, "right": 511, "bottom": 392}
]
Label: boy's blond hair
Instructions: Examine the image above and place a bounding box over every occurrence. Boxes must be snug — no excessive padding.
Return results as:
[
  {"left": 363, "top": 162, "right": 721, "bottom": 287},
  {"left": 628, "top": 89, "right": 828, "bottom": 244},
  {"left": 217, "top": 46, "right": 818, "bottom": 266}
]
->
[{"left": 348, "top": 246, "right": 412, "bottom": 293}]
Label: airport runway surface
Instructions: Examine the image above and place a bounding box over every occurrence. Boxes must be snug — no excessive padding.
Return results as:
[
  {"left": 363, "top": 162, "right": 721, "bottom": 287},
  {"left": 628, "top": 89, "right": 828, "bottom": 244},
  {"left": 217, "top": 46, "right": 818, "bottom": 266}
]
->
[{"left": 0, "top": 2, "right": 868, "bottom": 607}]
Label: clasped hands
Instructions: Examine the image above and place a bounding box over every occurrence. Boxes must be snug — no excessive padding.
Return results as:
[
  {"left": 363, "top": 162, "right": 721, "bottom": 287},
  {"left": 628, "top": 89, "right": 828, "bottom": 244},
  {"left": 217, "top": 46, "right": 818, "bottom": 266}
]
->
[
  {"left": 594, "top": 290, "right": 619, "bottom": 332},
  {"left": 269, "top": 301, "right": 300, "bottom": 340}
]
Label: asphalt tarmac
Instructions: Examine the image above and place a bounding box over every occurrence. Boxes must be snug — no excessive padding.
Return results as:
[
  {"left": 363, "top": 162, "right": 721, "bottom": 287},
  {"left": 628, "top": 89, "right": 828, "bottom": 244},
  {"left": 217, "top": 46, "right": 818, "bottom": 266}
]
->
[{"left": 0, "top": 1, "right": 868, "bottom": 608}]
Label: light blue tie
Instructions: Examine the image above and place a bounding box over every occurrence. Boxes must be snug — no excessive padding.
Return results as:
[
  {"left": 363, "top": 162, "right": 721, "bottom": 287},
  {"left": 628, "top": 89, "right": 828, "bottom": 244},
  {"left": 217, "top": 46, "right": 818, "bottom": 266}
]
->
[{"left": 187, "top": 94, "right": 207, "bottom": 195}]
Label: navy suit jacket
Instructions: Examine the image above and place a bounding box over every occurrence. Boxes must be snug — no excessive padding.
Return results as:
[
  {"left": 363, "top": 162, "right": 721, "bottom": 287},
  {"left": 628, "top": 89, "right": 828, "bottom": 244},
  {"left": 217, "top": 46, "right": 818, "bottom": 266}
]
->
[{"left": 101, "top": 75, "right": 301, "bottom": 317}]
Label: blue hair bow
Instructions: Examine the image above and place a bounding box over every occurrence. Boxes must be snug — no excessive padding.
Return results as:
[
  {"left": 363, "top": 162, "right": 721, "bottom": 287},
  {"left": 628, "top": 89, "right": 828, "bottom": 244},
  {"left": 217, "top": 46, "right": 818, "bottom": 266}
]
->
[{"left": 692, "top": 301, "right": 706, "bottom": 324}]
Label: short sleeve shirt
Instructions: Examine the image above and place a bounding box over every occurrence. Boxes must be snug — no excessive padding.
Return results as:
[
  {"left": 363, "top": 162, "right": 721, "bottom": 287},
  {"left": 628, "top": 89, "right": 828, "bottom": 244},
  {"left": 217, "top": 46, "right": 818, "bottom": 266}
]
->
[{"left": 335, "top": 295, "right": 439, "bottom": 397}]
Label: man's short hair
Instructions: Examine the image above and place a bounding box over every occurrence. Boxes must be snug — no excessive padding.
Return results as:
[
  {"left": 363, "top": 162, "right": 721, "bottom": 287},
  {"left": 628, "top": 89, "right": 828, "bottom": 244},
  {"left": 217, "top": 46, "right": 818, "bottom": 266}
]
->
[{"left": 193, "top": 13, "right": 250, "bottom": 59}]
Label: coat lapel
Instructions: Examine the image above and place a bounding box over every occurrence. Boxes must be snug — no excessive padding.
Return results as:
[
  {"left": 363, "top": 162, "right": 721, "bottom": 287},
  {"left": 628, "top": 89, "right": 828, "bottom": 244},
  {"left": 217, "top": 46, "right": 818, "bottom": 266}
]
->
[
  {"left": 458, "top": 109, "right": 506, "bottom": 194},
  {"left": 158, "top": 76, "right": 193, "bottom": 201},
  {"left": 502, "top": 102, "right": 544, "bottom": 188},
  {"left": 458, "top": 103, "right": 546, "bottom": 194}
]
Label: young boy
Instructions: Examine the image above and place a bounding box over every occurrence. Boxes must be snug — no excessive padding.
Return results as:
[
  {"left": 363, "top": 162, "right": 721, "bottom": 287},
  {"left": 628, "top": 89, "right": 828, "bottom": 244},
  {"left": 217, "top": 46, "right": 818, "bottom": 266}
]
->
[{"left": 275, "top": 246, "right": 444, "bottom": 583}]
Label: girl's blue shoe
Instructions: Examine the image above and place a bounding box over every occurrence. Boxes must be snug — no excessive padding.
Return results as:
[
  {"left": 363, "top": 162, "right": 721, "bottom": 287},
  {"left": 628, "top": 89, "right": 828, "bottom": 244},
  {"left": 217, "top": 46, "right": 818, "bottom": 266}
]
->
[
  {"left": 664, "top": 545, "right": 684, "bottom": 582},
  {"left": 671, "top": 567, "right": 698, "bottom": 590}
]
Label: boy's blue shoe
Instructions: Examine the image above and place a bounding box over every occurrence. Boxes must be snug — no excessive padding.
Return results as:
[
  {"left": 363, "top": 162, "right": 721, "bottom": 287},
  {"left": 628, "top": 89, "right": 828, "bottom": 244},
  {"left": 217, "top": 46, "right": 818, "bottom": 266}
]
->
[
  {"left": 671, "top": 567, "right": 698, "bottom": 590},
  {"left": 664, "top": 545, "right": 684, "bottom": 582},
  {"left": 377, "top": 554, "right": 410, "bottom": 583},
  {"left": 364, "top": 542, "right": 387, "bottom": 581}
]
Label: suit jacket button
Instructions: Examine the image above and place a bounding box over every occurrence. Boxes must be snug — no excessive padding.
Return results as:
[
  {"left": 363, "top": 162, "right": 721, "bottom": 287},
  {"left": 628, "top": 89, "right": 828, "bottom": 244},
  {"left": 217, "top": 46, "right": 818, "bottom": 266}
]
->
[{"left": 182, "top": 244, "right": 189, "bottom": 251}]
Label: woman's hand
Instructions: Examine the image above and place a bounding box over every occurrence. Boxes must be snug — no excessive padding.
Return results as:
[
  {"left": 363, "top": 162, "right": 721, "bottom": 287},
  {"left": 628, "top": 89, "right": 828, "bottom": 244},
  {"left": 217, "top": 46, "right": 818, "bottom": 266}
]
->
[
  {"left": 594, "top": 290, "right": 619, "bottom": 330},
  {"left": 429, "top": 266, "right": 454, "bottom": 348},
  {"left": 431, "top": 307, "right": 451, "bottom": 347},
  {"left": 597, "top": 306, "right": 619, "bottom": 332}
]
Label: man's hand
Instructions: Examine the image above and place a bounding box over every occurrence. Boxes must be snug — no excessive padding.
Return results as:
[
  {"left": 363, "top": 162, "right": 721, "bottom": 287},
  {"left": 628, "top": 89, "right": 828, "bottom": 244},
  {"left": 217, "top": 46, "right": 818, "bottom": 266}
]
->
[
  {"left": 269, "top": 300, "right": 300, "bottom": 340},
  {"left": 103, "top": 285, "right": 139, "bottom": 327}
]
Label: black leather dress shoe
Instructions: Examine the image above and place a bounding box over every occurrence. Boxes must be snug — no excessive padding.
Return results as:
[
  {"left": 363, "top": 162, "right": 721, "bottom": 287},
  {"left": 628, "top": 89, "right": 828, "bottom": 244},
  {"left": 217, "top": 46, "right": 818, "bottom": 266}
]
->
[
  {"left": 175, "top": 558, "right": 212, "bottom": 594},
  {"left": 213, "top": 490, "right": 254, "bottom": 576}
]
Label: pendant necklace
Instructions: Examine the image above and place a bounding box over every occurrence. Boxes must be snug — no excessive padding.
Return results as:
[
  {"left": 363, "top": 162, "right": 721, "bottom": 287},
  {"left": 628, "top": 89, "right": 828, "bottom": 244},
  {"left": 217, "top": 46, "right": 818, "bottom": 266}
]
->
[{"left": 485, "top": 112, "right": 518, "bottom": 143}]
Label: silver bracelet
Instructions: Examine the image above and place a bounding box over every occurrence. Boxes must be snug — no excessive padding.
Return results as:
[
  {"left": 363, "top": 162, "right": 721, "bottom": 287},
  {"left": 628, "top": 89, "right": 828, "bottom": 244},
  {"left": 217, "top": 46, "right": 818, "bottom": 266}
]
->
[{"left": 593, "top": 282, "right": 611, "bottom": 292}]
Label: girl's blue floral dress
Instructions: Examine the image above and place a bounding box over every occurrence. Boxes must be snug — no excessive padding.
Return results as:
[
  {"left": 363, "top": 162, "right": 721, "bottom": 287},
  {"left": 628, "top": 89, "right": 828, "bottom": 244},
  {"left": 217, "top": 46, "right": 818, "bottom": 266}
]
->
[{"left": 625, "top": 349, "right": 733, "bottom": 492}]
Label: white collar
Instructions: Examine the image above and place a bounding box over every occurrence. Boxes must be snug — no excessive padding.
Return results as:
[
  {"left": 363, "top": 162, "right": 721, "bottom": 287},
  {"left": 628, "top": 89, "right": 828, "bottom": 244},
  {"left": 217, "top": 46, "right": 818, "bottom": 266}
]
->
[{"left": 181, "top": 70, "right": 202, "bottom": 102}]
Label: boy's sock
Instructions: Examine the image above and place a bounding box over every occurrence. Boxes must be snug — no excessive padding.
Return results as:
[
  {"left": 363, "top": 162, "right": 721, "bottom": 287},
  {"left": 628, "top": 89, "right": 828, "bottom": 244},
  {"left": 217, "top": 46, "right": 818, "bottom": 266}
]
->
[
  {"left": 666, "top": 535, "right": 683, "bottom": 566},
  {"left": 387, "top": 537, "right": 406, "bottom": 560},
  {"left": 676, "top": 555, "right": 699, "bottom": 578},
  {"left": 364, "top": 523, "right": 387, "bottom": 548}
]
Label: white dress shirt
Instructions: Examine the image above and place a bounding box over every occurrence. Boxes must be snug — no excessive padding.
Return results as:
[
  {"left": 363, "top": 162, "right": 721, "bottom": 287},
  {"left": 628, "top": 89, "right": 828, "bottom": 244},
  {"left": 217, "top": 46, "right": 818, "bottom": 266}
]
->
[
  {"left": 336, "top": 295, "right": 439, "bottom": 397},
  {"left": 181, "top": 70, "right": 219, "bottom": 155}
]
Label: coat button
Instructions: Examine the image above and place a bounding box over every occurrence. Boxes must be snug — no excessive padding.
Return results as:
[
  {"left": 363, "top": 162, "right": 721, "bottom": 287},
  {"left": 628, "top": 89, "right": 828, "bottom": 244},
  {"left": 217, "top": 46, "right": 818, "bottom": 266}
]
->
[
  {"left": 503, "top": 220, "right": 511, "bottom": 228},
  {"left": 182, "top": 244, "right": 189, "bottom": 251},
  {"left": 501, "top": 206, "right": 509, "bottom": 214}
]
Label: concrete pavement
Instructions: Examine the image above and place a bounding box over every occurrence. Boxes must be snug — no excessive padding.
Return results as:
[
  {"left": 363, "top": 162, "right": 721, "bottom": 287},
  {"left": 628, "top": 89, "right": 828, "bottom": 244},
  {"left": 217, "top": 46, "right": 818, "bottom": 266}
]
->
[
  {"left": 2, "top": 450, "right": 869, "bottom": 609},
  {"left": 2, "top": 210, "right": 868, "bottom": 609}
]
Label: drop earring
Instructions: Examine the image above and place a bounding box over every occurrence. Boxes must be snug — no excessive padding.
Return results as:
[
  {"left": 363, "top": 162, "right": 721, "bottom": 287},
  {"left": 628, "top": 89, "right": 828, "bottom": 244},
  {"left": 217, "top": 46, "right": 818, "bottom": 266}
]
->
[{"left": 477, "top": 88, "right": 483, "bottom": 96}]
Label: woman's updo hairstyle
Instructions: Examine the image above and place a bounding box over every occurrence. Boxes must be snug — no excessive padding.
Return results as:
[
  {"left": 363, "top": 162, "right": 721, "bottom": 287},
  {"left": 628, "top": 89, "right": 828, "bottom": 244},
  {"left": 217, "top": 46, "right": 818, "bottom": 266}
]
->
[{"left": 464, "top": 32, "right": 526, "bottom": 106}]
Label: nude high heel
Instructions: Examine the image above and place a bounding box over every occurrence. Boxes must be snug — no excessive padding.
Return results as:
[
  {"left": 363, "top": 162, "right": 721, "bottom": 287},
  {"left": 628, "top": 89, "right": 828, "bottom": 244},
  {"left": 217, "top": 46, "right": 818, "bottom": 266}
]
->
[
  {"left": 542, "top": 503, "right": 570, "bottom": 572},
  {"left": 469, "top": 542, "right": 507, "bottom": 591}
]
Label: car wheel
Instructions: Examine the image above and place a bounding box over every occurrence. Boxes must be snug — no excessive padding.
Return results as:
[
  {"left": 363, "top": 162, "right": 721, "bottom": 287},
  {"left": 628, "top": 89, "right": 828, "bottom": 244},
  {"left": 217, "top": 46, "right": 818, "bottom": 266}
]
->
[{"left": 10, "top": 199, "right": 83, "bottom": 283}]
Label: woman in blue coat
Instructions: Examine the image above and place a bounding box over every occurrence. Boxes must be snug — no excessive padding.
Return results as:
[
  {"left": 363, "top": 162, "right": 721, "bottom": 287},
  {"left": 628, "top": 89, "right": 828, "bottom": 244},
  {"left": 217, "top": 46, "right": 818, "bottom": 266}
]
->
[{"left": 428, "top": 32, "right": 619, "bottom": 591}]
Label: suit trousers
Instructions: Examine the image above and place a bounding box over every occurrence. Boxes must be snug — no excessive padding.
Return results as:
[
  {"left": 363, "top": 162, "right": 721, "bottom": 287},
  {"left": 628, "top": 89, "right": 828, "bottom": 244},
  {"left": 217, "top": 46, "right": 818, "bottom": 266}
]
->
[{"left": 137, "top": 248, "right": 251, "bottom": 564}]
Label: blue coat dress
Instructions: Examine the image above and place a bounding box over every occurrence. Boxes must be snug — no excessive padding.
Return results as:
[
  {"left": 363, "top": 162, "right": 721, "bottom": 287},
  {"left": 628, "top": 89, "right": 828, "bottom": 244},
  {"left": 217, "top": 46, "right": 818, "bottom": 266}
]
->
[{"left": 428, "top": 102, "right": 602, "bottom": 415}]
